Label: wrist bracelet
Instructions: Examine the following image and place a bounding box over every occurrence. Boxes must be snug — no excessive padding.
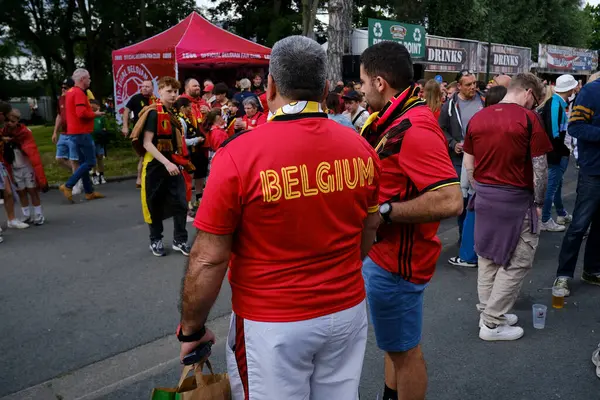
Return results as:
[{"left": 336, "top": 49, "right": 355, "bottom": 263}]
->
[{"left": 176, "top": 324, "right": 206, "bottom": 342}]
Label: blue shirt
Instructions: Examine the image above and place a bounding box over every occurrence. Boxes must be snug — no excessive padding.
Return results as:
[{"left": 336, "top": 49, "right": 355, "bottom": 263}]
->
[
  {"left": 568, "top": 80, "right": 600, "bottom": 176},
  {"left": 328, "top": 114, "right": 355, "bottom": 130}
]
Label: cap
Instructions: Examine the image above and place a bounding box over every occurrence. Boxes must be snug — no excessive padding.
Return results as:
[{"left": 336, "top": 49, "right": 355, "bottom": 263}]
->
[
  {"left": 455, "top": 69, "right": 474, "bottom": 83},
  {"left": 62, "top": 77, "right": 75, "bottom": 88},
  {"left": 341, "top": 90, "right": 362, "bottom": 101}
]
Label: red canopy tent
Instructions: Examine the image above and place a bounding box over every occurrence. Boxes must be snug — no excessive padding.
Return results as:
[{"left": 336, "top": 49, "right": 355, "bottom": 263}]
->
[{"left": 112, "top": 11, "right": 271, "bottom": 119}]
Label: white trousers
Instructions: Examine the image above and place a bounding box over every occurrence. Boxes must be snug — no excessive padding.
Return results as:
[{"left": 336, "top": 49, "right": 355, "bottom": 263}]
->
[{"left": 226, "top": 300, "right": 368, "bottom": 400}]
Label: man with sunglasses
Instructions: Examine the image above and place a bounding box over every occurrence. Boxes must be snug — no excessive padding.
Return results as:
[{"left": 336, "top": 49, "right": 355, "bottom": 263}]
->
[
  {"left": 462, "top": 73, "right": 552, "bottom": 341},
  {"left": 439, "top": 69, "right": 484, "bottom": 248}
]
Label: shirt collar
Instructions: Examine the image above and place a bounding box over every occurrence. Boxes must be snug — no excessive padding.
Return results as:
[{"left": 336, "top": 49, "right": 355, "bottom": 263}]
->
[
  {"left": 553, "top": 93, "right": 568, "bottom": 107},
  {"left": 269, "top": 101, "right": 326, "bottom": 122}
]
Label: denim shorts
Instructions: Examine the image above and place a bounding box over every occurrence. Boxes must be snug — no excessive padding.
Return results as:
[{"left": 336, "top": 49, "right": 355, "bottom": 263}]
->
[
  {"left": 56, "top": 134, "right": 78, "bottom": 161},
  {"left": 362, "top": 256, "right": 428, "bottom": 352}
]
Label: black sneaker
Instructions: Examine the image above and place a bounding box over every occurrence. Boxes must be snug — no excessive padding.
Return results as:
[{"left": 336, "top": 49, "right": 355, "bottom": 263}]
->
[
  {"left": 149, "top": 240, "right": 166, "bottom": 257},
  {"left": 173, "top": 241, "right": 191, "bottom": 256},
  {"left": 582, "top": 271, "right": 600, "bottom": 286}
]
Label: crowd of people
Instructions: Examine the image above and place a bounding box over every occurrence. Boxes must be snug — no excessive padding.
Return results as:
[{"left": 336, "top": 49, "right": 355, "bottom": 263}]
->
[{"left": 1, "top": 32, "right": 599, "bottom": 398}]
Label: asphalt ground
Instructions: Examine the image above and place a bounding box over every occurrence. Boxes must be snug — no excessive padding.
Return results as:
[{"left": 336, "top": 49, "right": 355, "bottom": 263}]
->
[{"left": 1, "top": 165, "right": 599, "bottom": 399}]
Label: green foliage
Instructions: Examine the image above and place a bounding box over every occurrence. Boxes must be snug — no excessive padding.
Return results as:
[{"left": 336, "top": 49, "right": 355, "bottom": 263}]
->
[{"left": 29, "top": 124, "right": 139, "bottom": 183}]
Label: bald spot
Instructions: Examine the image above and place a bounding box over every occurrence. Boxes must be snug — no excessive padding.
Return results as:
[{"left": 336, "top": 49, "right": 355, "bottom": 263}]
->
[{"left": 493, "top": 75, "right": 511, "bottom": 88}]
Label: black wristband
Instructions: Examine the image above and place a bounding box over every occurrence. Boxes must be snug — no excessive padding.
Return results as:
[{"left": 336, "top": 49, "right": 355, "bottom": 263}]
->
[{"left": 176, "top": 324, "right": 206, "bottom": 342}]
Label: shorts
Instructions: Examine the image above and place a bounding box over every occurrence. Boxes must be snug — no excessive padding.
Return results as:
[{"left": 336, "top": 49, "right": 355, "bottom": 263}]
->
[
  {"left": 226, "top": 300, "right": 367, "bottom": 399},
  {"left": 95, "top": 143, "right": 105, "bottom": 157},
  {"left": 13, "top": 165, "right": 36, "bottom": 190},
  {"left": 362, "top": 256, "right": 428, "bottom": 352},
  {"left": 56, "top": 134, "right": 78, "bottom": 161}
]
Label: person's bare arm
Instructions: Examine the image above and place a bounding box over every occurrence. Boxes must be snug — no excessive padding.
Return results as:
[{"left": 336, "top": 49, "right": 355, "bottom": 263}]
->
[
  {"left": 463, "top": 152, "right": 475, "bottom": 188},
  {"left": 533, "top": 155, "right": 548, "bottom": 207},
  {"left": 180, "top": 231, "right": 232, "bottom": 333},
  {"left": 361, "top": 212, "right": 380, "bottom": 259},
  {"left": 388, "top": 184, "right": 463, "bottom": 224},
  {"left": 52, "top": 114, "right": 61, "bottom": 144},
  {"left": 143, "top": 131, "right": 179, "bottom": 175},
  {"left": 122, "top": 107, "right": 131, "bottom": 136}
]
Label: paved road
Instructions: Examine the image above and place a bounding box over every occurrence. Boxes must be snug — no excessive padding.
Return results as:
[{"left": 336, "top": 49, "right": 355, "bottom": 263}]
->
[{"left": 1, "top": 166, "right": 599, "bottom": 399}]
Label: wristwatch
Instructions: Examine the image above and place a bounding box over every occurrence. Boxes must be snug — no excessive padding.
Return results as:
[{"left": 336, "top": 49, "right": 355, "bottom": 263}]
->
[
  {"left": 379, "top": 202, "right": 393, "bottom": 224},
  {"left": 176, "top": 324, "right": 206, "bottom": 343}
]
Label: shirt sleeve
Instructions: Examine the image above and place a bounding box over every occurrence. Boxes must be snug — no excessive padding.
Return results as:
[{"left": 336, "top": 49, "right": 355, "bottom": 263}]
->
[
  {"left": 367, "top": 146, "right": 381, "bottom": 214},
  {"left": 462, "top": 123, "right": 474, "bottom": 155},
  {"left": 399, "top": 126, "right": 459, "bottom": 193},
  {"left": 143, "top": 110, "right": 158, "bottom": 135},
  {"left": 529, "top": 111, "right": 553, "bottom": 157},
  {"left": 194, "top": 149, "right": 242, "bottom": 234},
  {"left": 125, "top": 94, "right": 137, "bottom": 110}
]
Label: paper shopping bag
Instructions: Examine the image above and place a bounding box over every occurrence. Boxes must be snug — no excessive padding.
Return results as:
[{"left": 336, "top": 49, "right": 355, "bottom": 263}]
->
[{"left": 151, "top": 361, "right": 231, "bottom": 400}]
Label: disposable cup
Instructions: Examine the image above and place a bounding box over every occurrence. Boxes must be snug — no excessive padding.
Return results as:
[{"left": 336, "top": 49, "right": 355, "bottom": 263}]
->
[{"left": 532, "top": 304, "right": 547, "bottom": 329}]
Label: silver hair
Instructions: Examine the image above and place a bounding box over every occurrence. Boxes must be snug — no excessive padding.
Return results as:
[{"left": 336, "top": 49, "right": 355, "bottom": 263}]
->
[
  {"left": 269, "top": 36, "right": 326, "bottom": 101},
  {"left": 240, "top": 78, "right": 251, "bottom": 90},
  {"left": 72, "top": 68, "right": 89, "bottom": 83},
  {"left": 242, "top": 97, "right": 259, "bottom": 109}
]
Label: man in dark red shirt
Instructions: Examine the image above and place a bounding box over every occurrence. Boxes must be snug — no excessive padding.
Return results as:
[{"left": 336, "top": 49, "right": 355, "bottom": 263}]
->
[
  {"left": 59, "top": 68, "right": 105, "bottom": 202},
  {"left": 463, "top": 73, "right": 552, "bottom": 342},
  {"left": 360, "top": 42, "right": 463, "bottom": 400},
  {"left": 178, "top": 35, "right": 380, "bottom": 399}
]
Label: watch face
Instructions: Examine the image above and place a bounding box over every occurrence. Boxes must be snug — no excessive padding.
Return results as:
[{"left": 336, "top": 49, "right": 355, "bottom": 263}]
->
[{"left": 379, "top": 203, "right": 390, "bottom": 214}]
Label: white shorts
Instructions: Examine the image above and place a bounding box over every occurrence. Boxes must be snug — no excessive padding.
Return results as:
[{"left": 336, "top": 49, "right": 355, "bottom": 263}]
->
[
  {"left": 226, "top": 300, "right": 368, "bottom": 400},
  {"left": 12, "top": 165, "right": 36, "bottom": 190}
]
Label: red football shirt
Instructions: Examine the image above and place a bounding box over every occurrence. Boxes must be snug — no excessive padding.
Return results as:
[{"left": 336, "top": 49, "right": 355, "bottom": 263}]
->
[
  {"left": 242, "top": 111, "right": 267, "bottom": 129},
  {"left": 206, "top": 127, "right": 228, "bottom": 151},
  {"left": 368, "top": 105, "right": 459, "bottom": 284},
  {"left": 463, "top": 103, "right": 553, "bottom": 189},
  {"left": 194, "top": 107, "right": 380, "bottom": 322},
  {"left": 58, "top": 95, "right": 67, "bottom": 133},
  {"left": 65, "top": 87, "right": 96, "bottom": 134}
]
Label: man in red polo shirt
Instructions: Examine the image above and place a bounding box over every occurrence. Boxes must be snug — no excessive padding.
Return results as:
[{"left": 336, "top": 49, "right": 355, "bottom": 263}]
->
[
  {"left": 59, "top": 68, "right": 105, "bottom": 202},
  {"left": 178, "top": 35, "right": 381, "bottom": 399},
  {"left": 360, "top": 42, "right": 463, "bottom": 400}
]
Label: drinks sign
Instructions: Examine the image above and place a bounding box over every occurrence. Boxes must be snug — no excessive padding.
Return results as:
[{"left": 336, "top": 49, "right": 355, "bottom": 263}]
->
[{"left": 368, "top": 18, "right": 426, "bottom": 59}]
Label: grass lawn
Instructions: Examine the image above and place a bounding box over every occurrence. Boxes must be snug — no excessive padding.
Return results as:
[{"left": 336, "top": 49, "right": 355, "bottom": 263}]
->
[{"left": 30, "top": 125, "right": 139, "bottom": 184}]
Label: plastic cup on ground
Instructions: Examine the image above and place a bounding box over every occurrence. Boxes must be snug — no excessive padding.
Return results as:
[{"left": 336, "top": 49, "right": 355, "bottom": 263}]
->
[{"left": 532, "top": 304, "right": 547, "bottom": 329}]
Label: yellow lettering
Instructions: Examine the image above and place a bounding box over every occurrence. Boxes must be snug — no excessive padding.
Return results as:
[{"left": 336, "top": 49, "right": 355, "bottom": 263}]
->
[
  {"left": 358, "top": 157, "right": 375, "bottom": 187},
  {"left": 334, "top": 160, "right": 344, "bottom": 192},
  {"left": 260, "top": 169, "right": 282, "bottom": 202},
  {"left": 281, "top": 166, "right": 301, "bottom": 199},
  {"left": 343, "top": 158, "right": 359, "bottom": 189},
  {"left": 316, "top": 162, "right": 335, "bottom": 193},
  {"left": 300, "top": 164, "right": 318, "bottom": 197}
]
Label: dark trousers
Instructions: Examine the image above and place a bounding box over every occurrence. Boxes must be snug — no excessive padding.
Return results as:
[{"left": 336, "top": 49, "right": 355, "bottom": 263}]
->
[
  {"left": 556, "top": 173, "right": 600, "bottom": 278},
  {"left": 454, "top": 164, "right": 467, "bottom": 240},
  {"left": 147, "top": 173, "right": 188, "bottom": 244},
  {"left": 149, "top": 213, "right": 187, "bottom": 243}
]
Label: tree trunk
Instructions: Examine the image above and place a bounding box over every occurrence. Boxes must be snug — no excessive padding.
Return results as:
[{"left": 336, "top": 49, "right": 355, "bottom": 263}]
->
[
  {"left": 301, "top": 0, "right": 320, "bottom": 39},
  {"left": 326, "top": 0, "right": 352, "bottom": 85}
]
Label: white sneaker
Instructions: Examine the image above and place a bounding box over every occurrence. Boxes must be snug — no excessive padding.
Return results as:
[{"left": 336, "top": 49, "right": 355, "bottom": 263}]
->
[
  {"left": 479, "top": 313, "right": 518, "bottom": 328},
  {"left": 92, "top": 174, "right": 100, "bottom": 186},
  {"left": 100, "top": 175, "right": 107, "bottom": 184},
  {"left": 8, "top": 219, "right": 29, "bottom": 229},
  {"left": 72, "top": 180, "right": 84, "bottom": 195},
  {"left": 479, "top": 324, "right": 524, "bottom": 341},
  {"left": 33, "top": 214, "right": 45, "bottom": 226},
  {"left": 553, "top": 277, "right": 571, "bottom": 297},
  {"left": 556, "top": 213, "right": 573, "bottom": 225},
  {"left": 540, "top": 218, "right": 566, "bottom": 232}
]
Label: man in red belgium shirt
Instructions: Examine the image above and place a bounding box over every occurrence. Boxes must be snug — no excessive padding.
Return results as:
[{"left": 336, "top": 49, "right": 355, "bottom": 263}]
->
[
  {"left": 178, "top": 35, "right": 381, "bottom": 399},
  {"left": 360, "top": 42, "right": 463, "bottom": 400},
  {"left": 59, "top": 68, "right": 105, "bottom": 202}
]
